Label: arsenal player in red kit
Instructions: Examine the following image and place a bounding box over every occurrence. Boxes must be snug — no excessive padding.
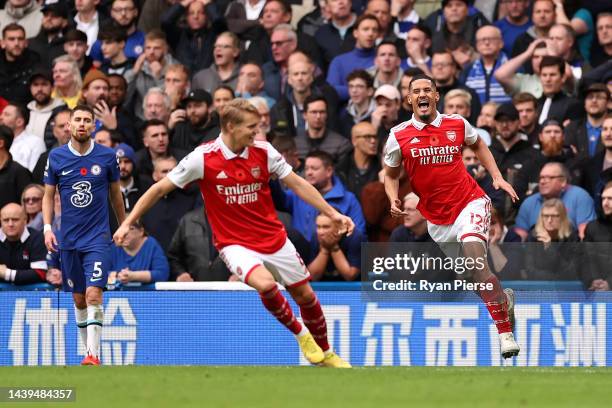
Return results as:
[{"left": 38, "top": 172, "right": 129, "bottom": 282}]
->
[
  {"left": 384, "top": 74, "right": 521, "bottom": 358},
  {"left": 114, "top": 99, "right": 353, "bottom": 367}
]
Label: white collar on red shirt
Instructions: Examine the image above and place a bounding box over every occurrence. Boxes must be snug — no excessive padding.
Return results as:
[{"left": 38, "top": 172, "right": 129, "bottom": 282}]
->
[
  {"left": 217, "top": 135, "right": 249, "bottom": 160},
  {"left": 68, "top": 140, "right": 95, "bottom": 157},
  {"left": 411, "top": 111, "right": 443, "bottom": 130}
]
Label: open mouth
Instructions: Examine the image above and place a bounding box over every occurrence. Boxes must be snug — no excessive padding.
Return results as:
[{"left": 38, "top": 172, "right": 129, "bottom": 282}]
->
[{"left": 417, "top": 100, "right": 431, "bottom": 111}]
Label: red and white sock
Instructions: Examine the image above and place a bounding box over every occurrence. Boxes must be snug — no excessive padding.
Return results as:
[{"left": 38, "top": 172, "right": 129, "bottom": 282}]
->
[
  {"left": 478, "top": 275, "right": 512, "bottom": 334},
  {"left": 298, "top": 295, "right": 330, "bottom": 352},
  {"left": 259, "top": 286, "right": 303, "bottom": 335}
]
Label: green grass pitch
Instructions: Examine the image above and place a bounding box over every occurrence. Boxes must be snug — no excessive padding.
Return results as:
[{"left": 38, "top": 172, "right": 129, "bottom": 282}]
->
[{"left": 1, "top": 366, "right": 611, "bottom": 408}]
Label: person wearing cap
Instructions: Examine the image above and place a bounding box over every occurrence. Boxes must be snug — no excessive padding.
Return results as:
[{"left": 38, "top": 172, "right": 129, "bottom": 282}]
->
[
  {"left": 62, "top": 29, "right": 95, "bottom": 79},
  {"left": 371, "top": 84, "right": 400, "bottom": 141},
  {"left": 169, "top": 89, "right": 219, "bottom": 151},
  {"left": 0, "top": 23, "right": 41, "bottom": 105},
  {"left": 565, "top": 83, "right": 610, "bottom": 160},
  {"left": 0, "top": 0, "right": 43, "bottom": 39},
  {"left": 115, "top": 143, "right": 142, "bottom": 212},
  {"left": 295, "top": 95, "right": 351, "bottom": 164},
  {"left": 26, "top": 66, "right": 66, "bottom": 141},
  {"left": 80, "top": 70, "right": 117, "bottom": 132},
  {"left": 326, "top": 14, "right": 379, "bottom": 102},
  {"left": 28, "top": 0, "right": 70, "bottom": 68}
]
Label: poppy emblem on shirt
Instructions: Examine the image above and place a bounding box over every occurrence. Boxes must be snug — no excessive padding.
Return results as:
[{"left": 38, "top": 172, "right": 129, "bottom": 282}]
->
[
  {"left": 430, "top": 135, "right": 440, "bottom": 146},
  {"left": 251, "top": 166, "right": 261, "bottom": 179},
  {"left": 446, "top": 130, "right": 456, "bottom": 142},
  {"left": 235, "top": 169, "right": 246, "bottom": 181},
  {"left": 80, "top": 168, "right": 88, "bottom": 176},
  {"left": 91, "top": 164, "right": 101, "bottom": 176}
]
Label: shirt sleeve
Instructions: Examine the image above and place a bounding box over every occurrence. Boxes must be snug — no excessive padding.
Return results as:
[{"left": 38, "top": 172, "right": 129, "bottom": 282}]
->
[
  {"left": 462, "top": 117, "right": 479, "bottom": 145},
  {"left": 383, "top": 132, "right": 402, "bottom": 167},
  {"left": 43, "top": 152, "right": 57, "bottom": 186},
  {"left": 167, "top": 148, "right": 205, "bottom": 189},
  {"left": 573, "top": 188, "right": 597, "bottom": 226},
  {"left": 265, "top": 142, "right": 293, "bottom": 179},
  {"left": 108, "top": 151, "right": 120, "bottom": 182}
]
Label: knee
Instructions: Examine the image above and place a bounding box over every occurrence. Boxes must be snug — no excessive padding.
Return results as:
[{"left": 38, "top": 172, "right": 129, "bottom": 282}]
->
[
  {"left": 289, "top": 285, "right": 315, "bottom": 305},
  {"left": 85, "top": 289, "right": 102, "bottom": 305},
  {"left": 73, "top": 294, "right": 87, "bottom": 309}
]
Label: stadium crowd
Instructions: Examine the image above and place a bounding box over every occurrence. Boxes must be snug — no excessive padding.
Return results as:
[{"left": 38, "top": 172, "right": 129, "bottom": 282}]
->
[{"left": 0, "top": 0, "right": 611, "bottom": 288}]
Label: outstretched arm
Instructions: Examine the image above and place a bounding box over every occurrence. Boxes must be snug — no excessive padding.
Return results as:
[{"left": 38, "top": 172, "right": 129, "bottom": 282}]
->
[
  {"left": 281, "top": 172, "right": 355, "bottom": 236},
  {"left": 470, "top": 137, "right": 519, "bottom": 202},
  {"left": 113, "top": 178, "right": 177, "bottom": 245}
]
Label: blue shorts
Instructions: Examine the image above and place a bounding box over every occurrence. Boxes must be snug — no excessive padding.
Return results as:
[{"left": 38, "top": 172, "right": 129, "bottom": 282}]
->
[{"left": 60, "top": 246, "right": 111, "bottom": 293}]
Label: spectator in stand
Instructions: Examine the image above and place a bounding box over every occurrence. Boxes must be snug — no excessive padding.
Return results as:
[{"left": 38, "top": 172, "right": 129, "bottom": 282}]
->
[
  {"left": 234, "top": 63, "right": 276, "bottom": 108},
  {"left": 298, "top": 0, "right": 330, "bottom": 38},
  {"left": 591, "top": 12, "right": 612, "bottom": 68},
  {"left": 0, "top": 203, "right": 47, "bottom": 285},
  {"left": 461, "top": 25, "right": 510, "bottom": 105},
  {"left": 272, "top": 135, "right": 302, "bottom": 175},
  {"left": 487, "top": 207, "right": 524, "bottom": 280},
  {"left": 371, "top": 84, "right": 401, "bottom": 144},
  {"left": 62, "top": 29, "right": 95, "bottom": 79},
  {"left": 547, "top": 23, "right": 588, "bottom": 80},
  {"left": 110, "top": 220, "right": 169, "bottom": 284},
  {"left": 512, "top": 0, "right": 555, "bottom": 65},
  {"left": 0, "top": 0, "right": 43, "bottom": 39},
  {"left": 142, "top": 87, "right": 172, "bottom": 125},
  {"left": 33, "top": 109, "right": 71, "bottom": 183},
  {"left": 79, "top": 70, "right": 120, "bottom": 133},
  {"left": 340, "top": 71, "right": 376, "bottom": 139},
  {"left": 192, "top": 32, "right": 241, "bottom": 93},
  {"left": 163, "top": 64, "right": 191, "bottom": 111},
  {"left": 295, "top": 95, "right": 351, "bottom": 164},
  {"left": 141, "top": 156, "right": 200, "bottom": 252},
  {"left": 115, "top": 143, "right": 142, "bottom": 213},
  {"left": 366, "top": 0, "right": 397, "bottom": 45},
  {"left": 161, "top": 0, "right": 223, "bottom": 74},
  {"left": 51, "top": 55, "right": 83, "bottom": 109},
  {"left": 565, "top": 83, "right": 609, "bottom": 161},
  {"left": 462, "top": 145, "right": 504, "bottom": 210},
  {"left": 90, "top": 0, "right": 145, "bottom": 65},
  {"left": 398, "top": 68, "right": 422, "bottom": 120},
  {"left": 327, "top": 13, "right": 379, "bottom": 102},
  {"left": 367, "top": 40, "right": 403, "bottom": 89},
  {"left": 93, "top": 128, "right": 115, "bottom": 148},
  {"left": 336, "top": 121, "right": 381, "bottom": 199},
  {"left": 426, "top": 0, "right": 489, "bottom": 53},
  {"left": 0, "top": 125, "right": 31, "bottom": 210},
  {"left": 167, "top": 207, "right": 228, "bottom": 281},
  {"left": 270, "top": 52, "right": 339, "bottom": 138},
  {"left": 536, "top": 56, "right": 582, "bottom": 125},
  {"left": 0, "top": 23, "right": 40, "bottom": 105},
  {"left": 583, "top": 181, "right": 612, "bottom": 291},
  {"left": 128, "top": 30, "right": 179, "bottom": 120},
  {"left": 401, "top": 24, "right": 432, "bottom": 75},
  {"left": 26, "top": 67, "right": 66, "bottom": 142},
  {"left": 494, "top": 0, "right": 532, "bottom": 57},
  {"left": 580, "top": 115, "right": 612, "bottom": 198},
  {"left": 443, "top": 89, "right": 491, "bottom": 145},
  {"left": 73, "top": 0, "right": 105, "bottom": 51},
  {"left": 248, "top": 97, "right": 271, "bottom": 141},
  {"left": 476, "top": 101, "right": 498, "bottom": 133},
  {"left": 262, "top": 24, "right": 298, "bottom": 101},
  {"left": 391, "top": 0, "right": 420, "bottom": 40},
  {"left": 28, "top": 0, "right": 70, "bottom": 68},
  {"left": 431, "top": 50, "right": 481, "bottom": 124},
  {"left": 1, "top": 103, "right": 45, "bottom": 173},
  {"left": 524, "top": 198, "right": 580, "bottom": 281},
  {"left": 514, "top": 162, "right": 596, "bottom": 240},
  {"left": 212, "top": 85, "right": 234, "bottom": 112},
  {"left": 315, "top": 0, "right": 358, "bottom": 67},
  {"left": 107, "top": 74, "right": 139, "bottom": 149},
  {"left": 21, "top": 183, "right": 44, "bottom": 231},
  {"left": 308, "top": 212, "right": 363, "bottom": 281},
  {"left": 552, "top": 0, "right": 594, "bottom": 65},
  {"left": 495, "top": 39, "right": 549, "bottom": 99},
  {"left": 98, "top": 25, "right": 136, "bottom": 83},
  {"left": 513, "top": 92, "right": 541, "bottom": 146},
  {"left": 389, "top": 192, "right": 428, "bottom": 242},
  {"left": 170, "top": 90, "right": 219, "bottom": 151},
  {"left": 274, "top": 150, "right": 366, "bottom": 249}
]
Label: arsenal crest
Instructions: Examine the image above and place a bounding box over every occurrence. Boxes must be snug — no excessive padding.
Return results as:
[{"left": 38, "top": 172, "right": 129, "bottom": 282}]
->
[
  {"left": 251, "top": 166, "right": 261, "bottom": 178},
  {"left": 446, "top": 130, "right": 457, "bottom": 142}
]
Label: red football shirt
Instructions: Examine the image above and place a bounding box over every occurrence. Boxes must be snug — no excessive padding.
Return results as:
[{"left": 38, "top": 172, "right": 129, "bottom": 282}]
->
[
  {"left": 383, "top": 112, "right": 485, "bottom": 225},
  {"left": 167, "top": 137, "right": 293, "bottom": 253}
]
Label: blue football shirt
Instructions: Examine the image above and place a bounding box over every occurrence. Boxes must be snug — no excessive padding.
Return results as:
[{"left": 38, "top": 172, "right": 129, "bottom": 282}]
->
[{"left": 44, "top": 142, "right": 120, "bottom": 250}]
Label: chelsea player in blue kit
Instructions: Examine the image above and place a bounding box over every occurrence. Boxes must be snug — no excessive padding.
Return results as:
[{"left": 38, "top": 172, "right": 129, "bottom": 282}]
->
[{"left": 42, "top": 105, "right": 126, "bottom": 366}]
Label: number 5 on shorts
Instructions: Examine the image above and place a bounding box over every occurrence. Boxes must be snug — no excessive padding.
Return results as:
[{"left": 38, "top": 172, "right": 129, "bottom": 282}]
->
[{"left": 91, "top": 261, "right": 103, "bottom": 282}]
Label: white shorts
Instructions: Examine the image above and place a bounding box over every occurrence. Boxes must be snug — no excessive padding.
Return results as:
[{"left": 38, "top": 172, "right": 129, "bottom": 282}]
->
[
  {"left": 219, "top": 238, "right": 310, "bottom": 288},
  {"left": 427, "top": 196, "right": 491, "bottom": 247}
]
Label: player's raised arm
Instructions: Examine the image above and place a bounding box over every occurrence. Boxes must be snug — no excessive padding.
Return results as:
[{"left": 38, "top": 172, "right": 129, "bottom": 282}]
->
[
  {"left": 42, "top": 184, "right": 58, "bottom": 252},
  {"left": 469, "top": 136, "right": 519, "bottom": 202},
  {"left": 113, "top": 177, "right": 177, "bottom": 245},
  {"left": 281, "top": 172, "right": 355, "bottom": 236}
]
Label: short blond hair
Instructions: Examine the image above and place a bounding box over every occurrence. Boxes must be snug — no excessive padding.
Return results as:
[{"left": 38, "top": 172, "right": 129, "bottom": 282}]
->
[
  {"left": 444, "top": 89, "right": 472, "bottom": 107},
  {"left": 219, "top": 99, "right": 260, "bottom": 130}
]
